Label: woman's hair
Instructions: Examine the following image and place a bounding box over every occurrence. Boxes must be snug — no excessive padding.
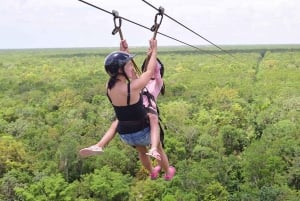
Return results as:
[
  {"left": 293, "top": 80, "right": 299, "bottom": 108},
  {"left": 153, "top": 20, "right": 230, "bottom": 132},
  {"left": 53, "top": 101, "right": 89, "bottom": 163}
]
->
[
  {"left": 107, "top": 65, "right": 131, "bottom": 90},
  {"left": 141, "top": 57, "right": 164, "bottom": 78},
  {"left": 141, "top": 57, "right": 165, "bottom": 95},
  {"left": 107, "top": 75, "right": 119, "bottom": 89}
]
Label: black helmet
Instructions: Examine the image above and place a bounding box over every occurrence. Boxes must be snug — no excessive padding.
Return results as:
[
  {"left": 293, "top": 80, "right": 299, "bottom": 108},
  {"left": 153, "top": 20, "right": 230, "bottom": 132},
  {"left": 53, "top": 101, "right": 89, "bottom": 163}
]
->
[{"left": 104, "top": 51, "right": 135, "bottom": 76}]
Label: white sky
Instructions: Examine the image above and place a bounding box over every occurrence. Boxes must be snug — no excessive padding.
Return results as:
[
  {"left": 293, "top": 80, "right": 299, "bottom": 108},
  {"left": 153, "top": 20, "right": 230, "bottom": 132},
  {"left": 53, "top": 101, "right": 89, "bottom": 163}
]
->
[{"left": 1, "top": 0, "right": 299, "bottom": 49}]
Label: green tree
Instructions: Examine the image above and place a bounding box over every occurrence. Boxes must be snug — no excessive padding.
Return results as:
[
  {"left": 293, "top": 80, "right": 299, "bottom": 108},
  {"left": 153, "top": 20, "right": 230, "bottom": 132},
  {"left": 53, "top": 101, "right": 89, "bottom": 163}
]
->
[
  {"left": 0, "top": 135, "right": 28, "bottom": 177},
  {"left": 15, "top": 174, "right": 74, "bottom": 201},
  {"left": 241, "top": 140, "right": 285, "bottom": 188},
  {"left": 220, "top": 125, "right": 249, "bottom": 155},
  {"left": 77, "top": 166, "right": 131, "bottom": 201},
  {"left": 203, "top": 181, "right": 229, "bottom": 201},
  {"left": 0, "top": 169, "right": 32, "bottom": 201},
  {"left": 129, "top": 179, "right": 166, "bottom": 201}
]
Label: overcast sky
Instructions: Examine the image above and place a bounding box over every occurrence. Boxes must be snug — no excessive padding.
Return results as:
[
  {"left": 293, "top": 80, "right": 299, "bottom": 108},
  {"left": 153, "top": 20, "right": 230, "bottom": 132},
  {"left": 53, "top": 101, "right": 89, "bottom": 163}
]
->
[{"left": 1, "top": 0, "right": 299, "bottom": 49}]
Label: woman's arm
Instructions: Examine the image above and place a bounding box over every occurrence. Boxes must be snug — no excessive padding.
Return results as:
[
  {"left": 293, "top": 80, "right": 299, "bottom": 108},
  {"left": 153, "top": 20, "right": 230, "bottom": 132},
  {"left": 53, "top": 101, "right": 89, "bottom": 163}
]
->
[{"left": 131, "top": 39, "right": 157, "bottom": 91}]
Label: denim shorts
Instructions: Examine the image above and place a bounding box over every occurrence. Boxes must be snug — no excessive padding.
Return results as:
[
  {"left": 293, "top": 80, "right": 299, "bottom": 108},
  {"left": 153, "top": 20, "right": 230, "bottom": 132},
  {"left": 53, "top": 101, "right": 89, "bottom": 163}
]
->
[{"left": 119, "top": 127, "right": 151, "bottom": 146}]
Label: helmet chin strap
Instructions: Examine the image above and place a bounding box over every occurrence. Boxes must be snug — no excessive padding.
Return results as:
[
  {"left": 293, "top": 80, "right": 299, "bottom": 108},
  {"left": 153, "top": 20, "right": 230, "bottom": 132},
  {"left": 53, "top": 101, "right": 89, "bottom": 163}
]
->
[
  {"left": 120, "top": 65, "right": 130, "bottom": 83},
  {"left": 132, "top": 60, "right": 141, "bottom": 75}
]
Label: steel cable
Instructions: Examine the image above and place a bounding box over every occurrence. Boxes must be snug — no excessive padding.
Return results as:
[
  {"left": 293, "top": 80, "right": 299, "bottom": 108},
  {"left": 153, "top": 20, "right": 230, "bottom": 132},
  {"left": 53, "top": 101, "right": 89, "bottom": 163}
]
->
[
  {"left": 78, "top": 0, "right": 233, "bottom": 62},
  {"left": 141, "top": 0, "right": 239, "bottom": 60}
]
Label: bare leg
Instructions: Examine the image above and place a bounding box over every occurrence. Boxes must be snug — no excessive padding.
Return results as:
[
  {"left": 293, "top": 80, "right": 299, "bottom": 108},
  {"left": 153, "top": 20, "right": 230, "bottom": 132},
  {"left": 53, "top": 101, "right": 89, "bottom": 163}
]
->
[
  {"left": 135, "top": 146, "right": 153, "bottom": 173},
  {"left": 156, "top": 142, "right": 176, "bottom": 180},
  {"left": 146, "top": 113, "right": 161, "bottom": 160},
  {"left": 156, "top": 142, "right": 169, "bottom": 173},
  {"left": 148, "top": 113, "right": 160, "bottom": 149},
  {"left": 96, "top": 119, "right": 118, "bottom": 147},
  {"left": 79, "top": 120, "right": 118, "bottom": 157},
  {"left": 138, "top": 142, "right": 175, "bottom": 180}
]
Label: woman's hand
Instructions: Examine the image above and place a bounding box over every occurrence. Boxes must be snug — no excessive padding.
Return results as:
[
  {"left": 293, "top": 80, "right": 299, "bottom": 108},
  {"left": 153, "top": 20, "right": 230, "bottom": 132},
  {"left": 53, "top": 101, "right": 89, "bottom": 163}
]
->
[
  {"left": 120, "top": 40, "right": 129, "bottom": 52},
  {"left": 147, "top": 39, "right": 157, "bottom": 57},
  {"left": 149, "top": 39, "right": 157, "bottom": 51}
]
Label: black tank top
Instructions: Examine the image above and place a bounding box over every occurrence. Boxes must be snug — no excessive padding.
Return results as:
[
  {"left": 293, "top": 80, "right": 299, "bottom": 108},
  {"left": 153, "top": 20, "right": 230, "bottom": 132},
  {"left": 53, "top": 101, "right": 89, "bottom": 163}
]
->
[{"left": 107, "top": 83, "right": 149, "bottom": 134}]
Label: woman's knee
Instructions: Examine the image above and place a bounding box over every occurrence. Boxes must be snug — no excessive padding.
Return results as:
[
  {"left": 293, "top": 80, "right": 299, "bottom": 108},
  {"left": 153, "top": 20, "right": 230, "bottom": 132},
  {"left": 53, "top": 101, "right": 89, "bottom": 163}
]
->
[
  {"left": 135, "top": 146, "right": 148, "bottom": 154},
  {"left": 156, "top": 143, "right": 165, "bottom": 153},
  {"left": 148, "top": 113, "right": 159, "bottom": 123}
]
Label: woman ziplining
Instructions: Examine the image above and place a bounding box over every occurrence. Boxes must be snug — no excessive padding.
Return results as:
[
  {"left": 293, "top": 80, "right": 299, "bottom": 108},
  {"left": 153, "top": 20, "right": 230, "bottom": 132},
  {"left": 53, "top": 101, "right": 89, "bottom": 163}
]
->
[{"left": 79, "top": 7, "right": 176, "bottom": 181}]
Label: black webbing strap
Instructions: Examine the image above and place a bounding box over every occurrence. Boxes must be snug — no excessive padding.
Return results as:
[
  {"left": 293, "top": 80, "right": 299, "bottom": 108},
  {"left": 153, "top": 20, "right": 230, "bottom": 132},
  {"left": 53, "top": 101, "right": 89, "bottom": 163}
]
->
[{"left": 127, "top": 82, "right": 130, "bottom": 105}]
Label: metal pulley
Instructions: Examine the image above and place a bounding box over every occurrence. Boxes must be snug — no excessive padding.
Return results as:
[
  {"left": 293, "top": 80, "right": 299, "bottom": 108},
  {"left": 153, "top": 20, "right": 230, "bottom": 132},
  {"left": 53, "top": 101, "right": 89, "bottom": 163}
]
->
[
  {"left": 142, "top": 6, "right": 165, "bottom": 73},
  {"left": 150, "top": 6, "right": 164, "bottom": 39},
  {"left": 111, "top": 10, "right": 124, "bottom": 40},
  {"left": 111, "top": 10, "right": 141, "bottom": 75}
]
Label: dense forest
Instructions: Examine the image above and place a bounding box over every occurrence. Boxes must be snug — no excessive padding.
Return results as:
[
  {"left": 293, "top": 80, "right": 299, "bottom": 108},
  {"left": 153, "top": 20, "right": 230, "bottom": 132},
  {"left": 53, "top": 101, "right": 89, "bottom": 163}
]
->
[{"left": 0, "top": 45, "right": 299, "bottom": 201}]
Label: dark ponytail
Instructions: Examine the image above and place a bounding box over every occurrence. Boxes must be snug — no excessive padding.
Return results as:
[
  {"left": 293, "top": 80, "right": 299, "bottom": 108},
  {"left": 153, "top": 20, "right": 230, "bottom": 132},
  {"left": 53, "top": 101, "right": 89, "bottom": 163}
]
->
[
  {"left": 107, "top": 67, "right": 130, "bottom": 89},
  {"left": 141, "top": 57, "right": 165, "bottom": 95},
  {"left": 107, "top": 76, "right": 118, "bottom": 89}
]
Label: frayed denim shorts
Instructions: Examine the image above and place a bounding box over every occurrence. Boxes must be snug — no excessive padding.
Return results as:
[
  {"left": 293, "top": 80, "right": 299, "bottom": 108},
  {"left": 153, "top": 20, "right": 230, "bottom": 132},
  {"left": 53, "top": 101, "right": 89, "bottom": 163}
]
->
[{"left": 119, "top": 127, "right": 151, "bottom": 146}]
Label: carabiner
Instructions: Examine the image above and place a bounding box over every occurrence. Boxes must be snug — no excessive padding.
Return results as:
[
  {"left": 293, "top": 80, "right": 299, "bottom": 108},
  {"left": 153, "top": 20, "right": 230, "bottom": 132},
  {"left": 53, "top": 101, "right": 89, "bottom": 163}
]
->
[
  {"left": 111, "top": 10, "right": 124, "bottom": 40},
  {"left": 150, "top": 6, "right": 164, "bottom": 39}
]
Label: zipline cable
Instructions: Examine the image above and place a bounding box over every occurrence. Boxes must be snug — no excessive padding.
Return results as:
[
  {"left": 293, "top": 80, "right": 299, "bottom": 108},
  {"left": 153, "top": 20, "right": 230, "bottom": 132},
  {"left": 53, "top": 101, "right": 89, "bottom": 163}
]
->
[
  {"left": 77, "top": 0, "right": 230, "bottom": 61},
  {"left": 141, "top": 0, "right": 238, "bottom": 59}
]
